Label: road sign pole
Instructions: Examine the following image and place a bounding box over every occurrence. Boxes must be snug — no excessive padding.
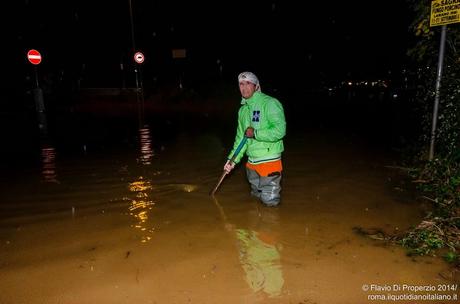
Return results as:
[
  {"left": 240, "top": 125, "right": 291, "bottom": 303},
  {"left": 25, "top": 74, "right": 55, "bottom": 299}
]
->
[
  {"left": 33, "top": 86, "right": 48, "bottom": 138},
  {"left": 34, "top": 66, "right": 40, "bottom": 88},
  {"left": 27, "top": 49, "right": 48, "bottom": 138},
  {"left": 429, "top": 24, "right": 447, "bottom": 161},
  {"left": 134, "top": 66, "right": 144, "bottom": 128},
  {"left": 128, "top": 0, "right": 146, "bottom": 128},
  {"left": 138, "top": 65, "right": 145, "bottom": 127},
  {"left": 133, "top": 53, "right": 146, "bottom": 128}
]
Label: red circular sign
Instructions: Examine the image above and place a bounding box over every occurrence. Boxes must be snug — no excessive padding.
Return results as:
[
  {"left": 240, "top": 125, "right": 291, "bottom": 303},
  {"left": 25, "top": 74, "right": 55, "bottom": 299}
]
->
[
  {"left": 134, "top": 52, "right": 145, "bottom": 64},
  {"left": 27, "top": 49, "right": 42, "bottom": 65}
]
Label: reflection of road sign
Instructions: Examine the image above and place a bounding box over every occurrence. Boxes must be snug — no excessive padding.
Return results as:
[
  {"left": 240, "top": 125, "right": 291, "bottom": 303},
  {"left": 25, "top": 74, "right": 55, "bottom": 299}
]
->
[
  {"left": 431, "top": 0, "right": 460, "bottom": 27},
  {"left": 27, "top": 49, "right": 42, "bottom": 65},
  {"left": 134, "top": 52, "right": 145, "bottom": 64}
]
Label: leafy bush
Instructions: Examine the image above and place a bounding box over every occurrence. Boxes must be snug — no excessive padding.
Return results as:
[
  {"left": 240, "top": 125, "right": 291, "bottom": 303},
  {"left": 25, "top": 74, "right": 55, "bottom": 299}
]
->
[
  {"left": 400, "top": 158, "right": 460, "bottom": 259},
  {"left": 401, "top": 228, "right": 444, "bottom": 256}
]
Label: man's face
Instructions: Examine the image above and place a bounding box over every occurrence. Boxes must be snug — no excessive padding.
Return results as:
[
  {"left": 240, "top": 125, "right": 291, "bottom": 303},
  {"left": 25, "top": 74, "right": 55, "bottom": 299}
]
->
[{"left": 239, "top": 80, "right": 257, "bottom": 99}]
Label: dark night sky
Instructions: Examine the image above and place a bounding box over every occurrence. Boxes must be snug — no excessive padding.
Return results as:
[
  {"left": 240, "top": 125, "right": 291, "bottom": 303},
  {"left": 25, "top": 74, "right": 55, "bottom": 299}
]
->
[{"left": 7, "top": 0, "right": 412, "bottom": 90}]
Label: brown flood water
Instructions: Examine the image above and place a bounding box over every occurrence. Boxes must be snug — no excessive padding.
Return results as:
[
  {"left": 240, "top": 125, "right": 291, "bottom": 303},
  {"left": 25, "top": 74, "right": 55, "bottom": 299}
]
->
[{"left": 0, "top": 127, "right": 457, "bottom": 304}]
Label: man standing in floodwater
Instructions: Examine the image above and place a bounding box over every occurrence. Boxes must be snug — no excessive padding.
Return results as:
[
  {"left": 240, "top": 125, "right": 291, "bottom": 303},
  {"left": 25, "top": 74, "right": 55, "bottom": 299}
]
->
[{"left": 224, "top": 71, "right": 286, "bottom": 206}]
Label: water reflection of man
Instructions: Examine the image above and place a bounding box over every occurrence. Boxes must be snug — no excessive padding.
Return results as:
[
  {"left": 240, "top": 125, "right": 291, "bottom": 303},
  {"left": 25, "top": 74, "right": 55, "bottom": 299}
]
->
[{"left": 223, "top": 206, "right": 284, "bottom": 298}]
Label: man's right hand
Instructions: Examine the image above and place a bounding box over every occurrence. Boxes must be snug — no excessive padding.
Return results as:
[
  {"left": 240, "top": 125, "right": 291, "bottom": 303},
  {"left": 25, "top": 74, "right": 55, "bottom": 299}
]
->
[{"left": 223, "top": 160, "right": 235, "bottom": 174}]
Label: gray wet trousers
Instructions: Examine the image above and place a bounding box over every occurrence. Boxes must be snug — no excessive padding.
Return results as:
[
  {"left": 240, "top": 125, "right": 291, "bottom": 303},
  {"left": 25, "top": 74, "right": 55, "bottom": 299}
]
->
[{"left": 246, "top": 167, "right": 282, "bottom": 206}]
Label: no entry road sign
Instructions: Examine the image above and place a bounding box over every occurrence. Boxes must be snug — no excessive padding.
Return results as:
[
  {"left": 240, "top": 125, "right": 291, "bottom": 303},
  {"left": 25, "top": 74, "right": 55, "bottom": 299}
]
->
[
  {"left": 27, "top": 49, "right": 42, "bottom": 65},
  {"left": 134, "top": 52, "right": 145, "bottom": 64}
]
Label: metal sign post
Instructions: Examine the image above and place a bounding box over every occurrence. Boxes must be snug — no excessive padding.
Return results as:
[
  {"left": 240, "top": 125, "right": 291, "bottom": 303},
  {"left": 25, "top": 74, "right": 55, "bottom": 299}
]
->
[
  {"left": 428, "top": 0, "right": 460, "bottom": 160},
  {"left": 429, "top": 25, "right": 446, "bottom": 160},
  {"left": 133, "top": 51, "right": 145, "bottom": 128},
  {"left": 128, "top": 0, "right": 146, "bottom": 128},
  {"left": 27, "top": 49, "right": 48, "bottom": 137},
  {"left": 172, "top": 49, "right": 186, "bottom": 90}
]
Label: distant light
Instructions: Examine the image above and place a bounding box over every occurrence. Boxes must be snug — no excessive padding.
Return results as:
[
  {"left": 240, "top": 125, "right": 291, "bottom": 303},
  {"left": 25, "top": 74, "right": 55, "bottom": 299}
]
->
[{"left": 348, "top": 81, "right": 352, "bottom": 86}]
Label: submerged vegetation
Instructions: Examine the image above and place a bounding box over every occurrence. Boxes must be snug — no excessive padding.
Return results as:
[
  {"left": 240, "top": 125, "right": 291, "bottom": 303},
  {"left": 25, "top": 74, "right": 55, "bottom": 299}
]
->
[{"left": 401, "top": 159, "right": 460, "bottom": 263}]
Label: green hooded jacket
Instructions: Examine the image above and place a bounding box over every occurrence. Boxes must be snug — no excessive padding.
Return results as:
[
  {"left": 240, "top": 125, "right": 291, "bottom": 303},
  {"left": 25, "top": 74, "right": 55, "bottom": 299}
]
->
[{"left": 229, "top": 91, "right": 286, "bottom": 164}]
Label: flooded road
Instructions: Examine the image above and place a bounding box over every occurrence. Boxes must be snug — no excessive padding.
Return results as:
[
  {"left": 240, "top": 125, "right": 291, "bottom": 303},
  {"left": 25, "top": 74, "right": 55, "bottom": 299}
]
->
[{"left": 0, "top": 117, "right": 457, "bottom": 303}]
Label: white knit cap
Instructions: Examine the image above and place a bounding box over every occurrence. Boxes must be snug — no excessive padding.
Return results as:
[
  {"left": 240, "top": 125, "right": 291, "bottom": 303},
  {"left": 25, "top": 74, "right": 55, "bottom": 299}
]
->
[{"left": 238, "top": 71, "right": 261, "bottom": 92}]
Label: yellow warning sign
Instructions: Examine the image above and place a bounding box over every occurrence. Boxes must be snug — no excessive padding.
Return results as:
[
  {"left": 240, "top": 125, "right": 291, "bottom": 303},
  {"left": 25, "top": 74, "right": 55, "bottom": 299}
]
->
[{"left": 431, "top": 0, "right": 460, "bottom": 26}]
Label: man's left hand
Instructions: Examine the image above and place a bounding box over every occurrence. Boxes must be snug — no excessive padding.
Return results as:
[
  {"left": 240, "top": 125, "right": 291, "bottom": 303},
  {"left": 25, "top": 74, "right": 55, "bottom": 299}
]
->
[{"left": 245, "top": 127, "right": 255, "bottom": 138}]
